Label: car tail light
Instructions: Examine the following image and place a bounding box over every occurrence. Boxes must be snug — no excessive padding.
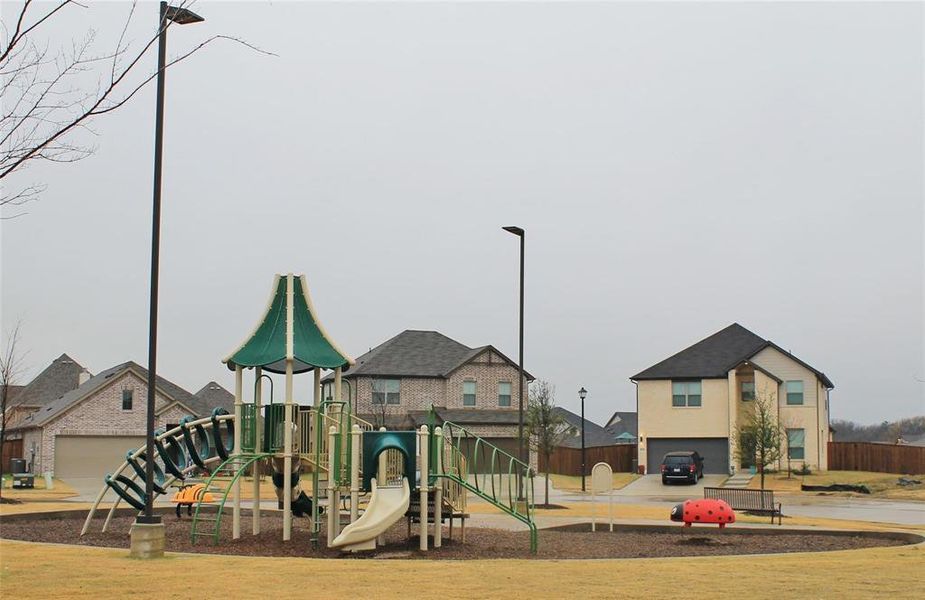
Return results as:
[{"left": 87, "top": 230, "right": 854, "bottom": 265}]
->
[
  {"left": 660, "top": 465, "right": 667, "bottom": 473},
  {"left": 689, "top": 465, "right": 696, "bottom": 472}
]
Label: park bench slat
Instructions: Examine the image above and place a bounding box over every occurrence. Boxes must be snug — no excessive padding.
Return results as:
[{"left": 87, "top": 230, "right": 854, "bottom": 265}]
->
[{"left": 704, "top": 487, "right": 782, "bottom": 525}]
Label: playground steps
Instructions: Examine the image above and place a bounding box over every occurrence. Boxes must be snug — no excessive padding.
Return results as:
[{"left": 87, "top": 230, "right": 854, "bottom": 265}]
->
[{"left": 191, "top": 453, "right": 270, "bottom": 544}]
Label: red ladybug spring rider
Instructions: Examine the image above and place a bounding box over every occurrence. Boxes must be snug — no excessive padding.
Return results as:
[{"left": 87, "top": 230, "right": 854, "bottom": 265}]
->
[{"left": 670, "top": 499, "right": 736, "bottom": 528}]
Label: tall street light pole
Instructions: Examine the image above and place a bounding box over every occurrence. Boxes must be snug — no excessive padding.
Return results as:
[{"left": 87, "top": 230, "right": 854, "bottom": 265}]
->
[
  {"left": 139, "top": 2, "right": 204, "bottom": 530},
  {"left": 579, "top": 387, "right": 588, "bottom": 492},
  {"left": 502, "top": 226, "right": 525, "bottom": 499}
]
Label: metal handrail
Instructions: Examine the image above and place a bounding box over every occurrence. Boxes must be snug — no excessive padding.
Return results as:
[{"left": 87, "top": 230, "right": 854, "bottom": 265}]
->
[{"left": 437, "top": 421, "right": 536, "bottom": 552}]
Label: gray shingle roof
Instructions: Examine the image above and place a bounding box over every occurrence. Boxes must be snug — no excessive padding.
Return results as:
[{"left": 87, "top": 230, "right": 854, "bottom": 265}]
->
[
  {"left": 4, "top": 385, "right": 25, "bottom": 403},
  {"left": 14, "top": 361, "right": 204, "bottom": 430},
  {"left": 194, "top": 381, "right": 235, "bottom": 414},
  {"left": 604, "top": 411, "right": 638, "bottom": 439},
  {"left": 434, "top": 407, "right": 521, "bottom": 426},
  {"left": 553, "top": 407, "right": 616, "bottom": 448},
  {"left": 13, "top": 353, "right": 89, "bottom": 408},
  {"left": 323, "top": 330, "right": 532, "bottom": 381},
  {"left": 355, "top": 408, "right": 522, "bottom": 430},
  {"left": 631, "top": 323, "right": 834, "bottom": 388}
]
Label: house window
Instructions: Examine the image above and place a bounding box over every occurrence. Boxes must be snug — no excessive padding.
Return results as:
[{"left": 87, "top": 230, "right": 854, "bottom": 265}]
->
[
  {"left": 122, "top": 389, "right": 133, "bottom": 410},
  {"left": 786, "top": 380, "right": 804, "bottom": 405},
  {"left": 787, "top": 428, "right": 805, "bottom": 460},
  {"left": 371, "top": 379, "right": 400, "bottom": 405},
  {"left": 671, "top": 381, "right": 702, "bottom": 407},
  {"left": 498, "top": 382, "right": 512, "bottom": 407},
  {"left": 463, "top": 381, "right": 477, "bottom": 406},
  {"left": 741, "top": 381, "right": 755, "bottom": 402}
]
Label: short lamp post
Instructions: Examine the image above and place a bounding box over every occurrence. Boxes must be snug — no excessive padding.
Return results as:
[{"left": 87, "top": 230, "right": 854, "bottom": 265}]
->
[
  {"left": 579, "top": 387, "right": 588, "bottom": 492},
  {"left": 133, "top": 1, "right": 204, "bottom": 560}
]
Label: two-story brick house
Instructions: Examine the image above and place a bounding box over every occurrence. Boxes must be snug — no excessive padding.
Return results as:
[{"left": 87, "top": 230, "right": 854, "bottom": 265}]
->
[
  {"left": 632, "top": 323, "right": 834, "bottom": 475},
  {"left": 322, "top": 330, "right": 534, "bottom": 466}
]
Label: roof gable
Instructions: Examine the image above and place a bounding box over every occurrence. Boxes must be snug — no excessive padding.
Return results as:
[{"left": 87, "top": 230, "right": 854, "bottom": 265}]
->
[
  {"left": 327, "top": 331, "right": 533, "bottom": 381},
  {"left": 632, "top": 323, "right": 768, "bottom": 381},
  {"left": 605, "top": 411, "right": 638, "bottom": 438},
  {"left": 631, "top": 323, "right": 833, "bottom": 388},
  {"left": 13, "top": 353, "right": 89, "bottom": 408},
  {"left": 333, "top": 330, "right": 476, "bottom": 379},
  {"left": 553, "top": 407, "right": 616, "bottom": 448},
  {"left": 194, "top": 381, "right": 235, "bottom": 414},
  {"left": 14, "top": 361, "right": 204, "bottom": 430}
]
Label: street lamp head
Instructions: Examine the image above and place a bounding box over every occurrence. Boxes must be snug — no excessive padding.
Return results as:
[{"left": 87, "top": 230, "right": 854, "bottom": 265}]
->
[
  {"left": 579, "top": 387, "right": 587, "bottom": 400},
  {"left": 502, "top": 225, "right": 525, "bottom": 237},
  {"left": 165, "top": 5, "right": 205, "bottom": 25}
]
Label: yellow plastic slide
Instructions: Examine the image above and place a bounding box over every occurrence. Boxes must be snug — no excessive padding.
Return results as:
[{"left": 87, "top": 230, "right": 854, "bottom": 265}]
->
[{"left": 330, "top": 477, "right": 410, "bottom": 552}]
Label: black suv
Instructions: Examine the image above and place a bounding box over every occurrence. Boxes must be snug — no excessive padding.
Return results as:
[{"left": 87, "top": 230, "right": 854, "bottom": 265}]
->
[{"left": 660, "top": 451, "right": 704, "bottom": 484}]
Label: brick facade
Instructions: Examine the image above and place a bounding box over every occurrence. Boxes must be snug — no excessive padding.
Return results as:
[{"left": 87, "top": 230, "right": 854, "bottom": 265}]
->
[
  {"left": 352, "top": 349, "right": 528, "bottom": 419},
  {"left": 22, "top": 371, "right": 195, "bottom": 475}
]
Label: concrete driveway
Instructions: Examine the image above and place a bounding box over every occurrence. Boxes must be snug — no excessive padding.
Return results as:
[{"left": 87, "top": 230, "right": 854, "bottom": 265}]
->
[
  {"left": 616, "top": 474, "right": 727, "bottom": 499},
  {"left": 61, "top": 477, "right": 106, "bottom": 501},
  {"left": 62, "top": 477, "right": 171, "bottom": 505}
]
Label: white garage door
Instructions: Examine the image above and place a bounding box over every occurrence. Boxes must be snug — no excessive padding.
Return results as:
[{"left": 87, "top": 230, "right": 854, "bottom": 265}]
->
[{"left": 54, "top": 435, "right": 146, "bottom": 479}]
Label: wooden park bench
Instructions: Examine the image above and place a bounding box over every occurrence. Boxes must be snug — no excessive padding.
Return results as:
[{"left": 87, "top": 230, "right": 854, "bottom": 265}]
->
[{"left": 704, "top": 487, "right": 782, "bottom": 525}]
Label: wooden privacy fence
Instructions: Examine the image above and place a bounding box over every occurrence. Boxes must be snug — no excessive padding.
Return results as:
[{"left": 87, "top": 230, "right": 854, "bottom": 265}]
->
[
  {"left": 828, "top": 441, "right": 925, "bottom": 474},
  {"left": 539, "top": 444, "right": 637, "bottom": 475},
  {"left": 2, "top": 439, "right": 24, "bottom": 472}
]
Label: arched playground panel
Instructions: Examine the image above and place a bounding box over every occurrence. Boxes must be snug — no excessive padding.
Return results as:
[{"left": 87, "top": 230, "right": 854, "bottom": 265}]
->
[{"left": 361, "top": 431, "right": 416, "bottom": 490}]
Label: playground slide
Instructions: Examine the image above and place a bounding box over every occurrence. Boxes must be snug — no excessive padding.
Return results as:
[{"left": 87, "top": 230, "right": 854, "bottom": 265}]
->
[{"left": 330, "top": 477, "right": 410, "bottom": 552}]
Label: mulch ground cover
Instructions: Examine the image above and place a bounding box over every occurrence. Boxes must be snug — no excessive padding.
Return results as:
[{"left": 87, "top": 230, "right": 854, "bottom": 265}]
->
[{"left": 1, "top": 511, "right": 910, "bottom": 560}]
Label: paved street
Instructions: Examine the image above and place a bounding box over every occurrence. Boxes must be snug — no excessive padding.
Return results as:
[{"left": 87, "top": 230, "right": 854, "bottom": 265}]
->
[
  {"left": 505, "top": 474, "right": 925, "bottom": 527},
  {"left": 615, "top": 474, "right": 727, "bottom": 498}
]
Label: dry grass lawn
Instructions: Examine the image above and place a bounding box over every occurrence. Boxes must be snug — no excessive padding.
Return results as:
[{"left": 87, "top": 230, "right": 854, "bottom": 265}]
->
[
  {"left": 749, "top": 471, "right": 925, "bottom": 500},
  {"left": 544, "top": 472, "right": 639, "bottom": 491},
  {"left": 1, "top": 478, "right": 78, "bottom": 501},
  {"left": 1, "top": 538, "right": 921, "bottom": 599}
]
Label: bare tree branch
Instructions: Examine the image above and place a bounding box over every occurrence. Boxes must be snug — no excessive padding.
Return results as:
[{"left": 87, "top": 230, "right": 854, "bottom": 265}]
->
[
  {"left": 0, "top": 322, "right": 29, "bottom": 498},
  {"left": 1, "top": 0, "right": 274, "bottom": 212}
]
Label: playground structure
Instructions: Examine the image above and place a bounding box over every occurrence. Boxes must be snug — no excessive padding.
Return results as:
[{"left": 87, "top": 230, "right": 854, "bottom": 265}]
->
[{"left": 82, "top": 274, "right": 537, "bottom": 552}]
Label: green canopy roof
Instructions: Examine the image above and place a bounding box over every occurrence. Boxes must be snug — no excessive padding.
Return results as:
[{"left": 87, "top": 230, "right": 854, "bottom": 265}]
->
[{"left": 224, "top": 274, "right": 353, "bottom": 374}]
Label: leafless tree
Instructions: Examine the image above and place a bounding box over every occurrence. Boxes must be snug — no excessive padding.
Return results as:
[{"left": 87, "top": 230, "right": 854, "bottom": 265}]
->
[
  {"left": 1, "top": 1, "right": 270, "bottom": 217},
  {"left": 732, "top": 387, "right": 785, "bottom": 490},
  {"left": 527, "top": 380, "right": 569, "bottom": 507},
  {"left": 0, "top": 323, "right": 28, "bottom": 499}
]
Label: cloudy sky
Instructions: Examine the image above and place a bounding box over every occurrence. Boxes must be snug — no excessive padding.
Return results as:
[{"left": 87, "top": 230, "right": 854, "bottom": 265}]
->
[{"left": 2, "top": 1, "right": 922, "bottom": 425}]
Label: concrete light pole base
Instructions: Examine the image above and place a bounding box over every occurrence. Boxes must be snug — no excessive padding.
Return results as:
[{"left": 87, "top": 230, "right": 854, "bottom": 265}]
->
[{"left": 129, "top": 522, "right": 166, "bottom": 559}]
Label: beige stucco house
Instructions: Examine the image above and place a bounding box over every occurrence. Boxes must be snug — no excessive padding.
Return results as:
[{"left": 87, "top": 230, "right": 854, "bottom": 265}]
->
[{"left": 632, "top": 324, "right": 834, "bottom": 475}]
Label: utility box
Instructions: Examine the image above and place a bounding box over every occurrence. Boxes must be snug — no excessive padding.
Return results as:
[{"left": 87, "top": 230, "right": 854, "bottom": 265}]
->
[{"left": 11, "top": 458, "right": 34, "bottom": 489}]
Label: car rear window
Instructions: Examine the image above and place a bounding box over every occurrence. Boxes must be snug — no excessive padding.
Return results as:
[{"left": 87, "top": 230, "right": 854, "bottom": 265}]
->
[{"left": 664, "top": 456, "right": 692, "bottom": 465}]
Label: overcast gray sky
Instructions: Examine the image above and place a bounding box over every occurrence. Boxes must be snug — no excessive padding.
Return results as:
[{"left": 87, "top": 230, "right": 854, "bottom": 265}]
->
[{"left": 2, "top": 1, "right": 923, "bottom": 425}]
